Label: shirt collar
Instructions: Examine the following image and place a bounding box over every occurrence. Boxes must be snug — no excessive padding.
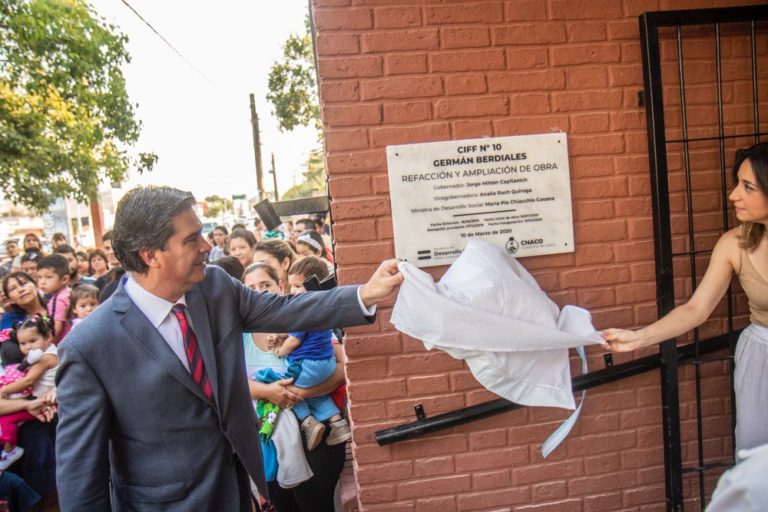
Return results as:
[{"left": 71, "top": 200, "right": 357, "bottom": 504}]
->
[{"left": 124, "top": 274, "right": 187, "bottom": 328}]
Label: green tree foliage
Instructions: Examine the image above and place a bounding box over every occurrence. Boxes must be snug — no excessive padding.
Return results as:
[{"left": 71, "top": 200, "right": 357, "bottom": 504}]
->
[
  {"left": 281, "top": 148, "right": 325, "bottom": 200},
  {"left": 0, "top": 0, "right": 156, "bottom": 212},
  {"left": 204, "top": 194, "right": 232, "bottom": 219},
  {"left": 266, "top": 16, "right": 327, "bottom": 201},
  {"left": 266, "top": 17, "right": 319, "bottom": 133}
]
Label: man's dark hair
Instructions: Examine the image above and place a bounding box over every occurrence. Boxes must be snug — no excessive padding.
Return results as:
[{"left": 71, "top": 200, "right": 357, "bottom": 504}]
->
[
  {"left": 102, "top": 230, "right": 113, "bottom": 243},
  {"left": 296, "top": 218, "right": 315, "bottom": 231},
  {"left": 312, "top": 215, "right": 325, "bottom": 229},
  {"left": 20, "top": 251, "right": 41, "bottom": 264},
  {"left": 52, "top": 232, "right": 67, "bottom": 243},
  {"left": 111, "top": 186, "right": 196, "bottom": 273},
  {"left": 54, "top": 244, "right": 76, "bottom": 257},
  {"left": 38, "top": 254, "right": 70, "bottom": 278},
  {"left": 54, "top": 244, "right": 78, "bottom": 278},
  {"left": 209, "top": 256, "right": 244, "bottom": 280}
]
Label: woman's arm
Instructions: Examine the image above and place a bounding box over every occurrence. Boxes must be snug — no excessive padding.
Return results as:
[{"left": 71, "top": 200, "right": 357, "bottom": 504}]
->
[
  {"left": 0, "top": 354, "right": 56, "bottom": 396},
  {"left": 248, "top": 378, "right": 302, "bottom": 408},
  {"left": 289, "top": 343, "right": 347, "bottom": 399},
  {"left": 0, "top": 397, "right": 38, "bottom": 415},
  {"left": 603, "top": 229, "right": 740, "bottom": 352}
]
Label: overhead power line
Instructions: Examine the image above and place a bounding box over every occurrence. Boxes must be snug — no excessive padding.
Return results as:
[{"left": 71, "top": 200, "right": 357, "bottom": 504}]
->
[{"left": 119, "top": 0, "right": 213, "bottom": 84}]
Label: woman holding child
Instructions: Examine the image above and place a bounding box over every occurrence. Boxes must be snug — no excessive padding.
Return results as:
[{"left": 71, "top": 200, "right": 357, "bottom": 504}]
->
[
  {"left": 604, "top": 142, "right": 768, "bottom": 456},
  {"left": 0, "top": 274, "right": 59, "bottom": 497},
  {"left": 241, "top": 261, "right": 347, "bottom": 512}
]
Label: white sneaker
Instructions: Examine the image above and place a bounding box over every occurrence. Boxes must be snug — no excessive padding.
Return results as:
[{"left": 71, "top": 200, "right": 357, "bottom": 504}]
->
[
  {"left": 0, "top": 447, "right": 24, "bottom": 470},
  {"left": 300, "top": 416, "right": 326, "bottom": 451},
  {"left": 326, "top": 419, "right": 352, "bottom": 445}
]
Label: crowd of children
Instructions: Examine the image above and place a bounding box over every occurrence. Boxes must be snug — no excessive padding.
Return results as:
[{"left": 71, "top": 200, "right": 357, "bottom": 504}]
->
[{"left": 0, "top": 214, "right": 344, "bottom": 510}]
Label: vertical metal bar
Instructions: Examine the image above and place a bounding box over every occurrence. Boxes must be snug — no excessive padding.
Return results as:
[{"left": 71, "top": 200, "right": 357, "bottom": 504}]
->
[
  {"left": 640, "top": 14, "right": 685, "bottom": 511},
  {"left": 714, "top": 22, "right": 737, "bottom": 466},
  {"left": 750, "top": 21, "right": 760, "bottom": 144},
  {"left": 676, "top": 26, "right": 707, "bottom": 506}
]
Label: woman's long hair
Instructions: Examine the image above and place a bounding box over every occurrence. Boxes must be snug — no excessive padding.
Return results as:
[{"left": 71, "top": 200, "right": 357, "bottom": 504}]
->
[
  {"left": 2, "top": 271, "right": 46, "bottom": 316},
  {"left": 253, "top": 240, "right": 296, "bottom": 290},
  {"left": 734, "top": 142, "right": 768, "bottom": 251}
]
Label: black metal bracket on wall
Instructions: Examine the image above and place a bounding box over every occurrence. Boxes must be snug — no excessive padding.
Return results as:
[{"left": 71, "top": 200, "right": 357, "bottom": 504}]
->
[{"left": 375, "top": 333, "right": 733, "bottom": 446}]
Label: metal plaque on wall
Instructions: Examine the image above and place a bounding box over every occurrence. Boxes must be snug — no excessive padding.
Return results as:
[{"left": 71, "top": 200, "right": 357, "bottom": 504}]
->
[{"left": 386, "top": 133, "right": 574, "bottom": 267}]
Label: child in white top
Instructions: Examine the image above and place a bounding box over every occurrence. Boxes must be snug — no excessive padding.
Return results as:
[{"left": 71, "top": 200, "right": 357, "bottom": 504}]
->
[{"left": 0, "top": 316, "right": 58, "bottom": 469}]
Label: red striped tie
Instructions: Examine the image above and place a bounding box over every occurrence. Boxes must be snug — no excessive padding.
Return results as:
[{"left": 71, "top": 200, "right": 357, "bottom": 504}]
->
[{"left": 172, "top": 304, "right": 213, "bottom": 400}]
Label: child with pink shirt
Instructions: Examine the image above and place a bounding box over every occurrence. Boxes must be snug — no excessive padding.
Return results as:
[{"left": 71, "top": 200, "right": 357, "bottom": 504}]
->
[{"left": 36, "top": 254, "right": 71, "bottom": 343}]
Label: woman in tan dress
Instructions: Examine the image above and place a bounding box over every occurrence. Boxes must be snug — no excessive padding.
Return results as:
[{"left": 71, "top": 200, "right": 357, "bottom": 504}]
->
[{"left": 603, "top": 142, "right": 768, "bottom": 457}]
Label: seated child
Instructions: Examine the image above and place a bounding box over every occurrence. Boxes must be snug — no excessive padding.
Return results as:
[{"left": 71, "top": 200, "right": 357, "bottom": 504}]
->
[
  {"left": 0, "top": 316, "right": 58, "bottom": 469},
  {"left": 36, "top": 254, "right": 71, "bottom": 343},
  {"left": 256, "top": 256, "right": 351, "bottom": 451},
  {"left": 67, "top": 284, "right": 100, "bottom": 330}
]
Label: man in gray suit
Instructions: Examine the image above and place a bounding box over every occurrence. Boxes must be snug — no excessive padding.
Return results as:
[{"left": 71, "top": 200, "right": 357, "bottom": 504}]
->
[{"left": 55, "top": 186, "right": 402, "bottom": 511}]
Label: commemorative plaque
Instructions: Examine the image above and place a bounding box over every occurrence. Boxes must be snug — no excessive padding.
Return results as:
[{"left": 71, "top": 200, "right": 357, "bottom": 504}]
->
[{"left": 386, "top": 133, "right": 574, "bottom": 267}]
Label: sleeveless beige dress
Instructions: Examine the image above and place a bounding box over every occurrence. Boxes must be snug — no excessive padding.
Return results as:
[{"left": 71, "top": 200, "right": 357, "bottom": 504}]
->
[{"left": 734, "top": 249, "right": 768, "bottom": 457}]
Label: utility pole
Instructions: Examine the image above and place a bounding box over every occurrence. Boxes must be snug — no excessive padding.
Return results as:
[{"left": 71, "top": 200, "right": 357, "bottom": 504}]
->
[
  {"left": 270, "top": 153, "right": 279, "bottom": 201},
  {"left": 249, "top": 93, "right": 266, "bottom": 200},
  {"left": 90, "top": 196, "right": 105, "bottom": 247}
]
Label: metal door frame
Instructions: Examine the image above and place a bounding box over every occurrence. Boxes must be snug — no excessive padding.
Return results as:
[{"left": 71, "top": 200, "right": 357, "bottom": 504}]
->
[{"left": 639, "top": 5, "right": 767, "bottom": 510}]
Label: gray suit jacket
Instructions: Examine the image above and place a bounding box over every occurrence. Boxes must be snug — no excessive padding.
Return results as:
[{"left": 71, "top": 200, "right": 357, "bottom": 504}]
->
[{"left": 55, "top": 266, "right": 370, "bottom": 511}]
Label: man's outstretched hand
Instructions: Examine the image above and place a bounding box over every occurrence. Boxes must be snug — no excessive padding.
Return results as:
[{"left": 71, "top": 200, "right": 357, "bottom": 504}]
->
[{"left": 359, "top": 259, "right": 404, "bottom": 309}]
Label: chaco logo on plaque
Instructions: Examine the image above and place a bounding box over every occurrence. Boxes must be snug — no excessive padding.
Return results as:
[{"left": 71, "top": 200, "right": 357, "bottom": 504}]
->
[{"left": 386, "top": 133, "right": 574, "bottom": 268}]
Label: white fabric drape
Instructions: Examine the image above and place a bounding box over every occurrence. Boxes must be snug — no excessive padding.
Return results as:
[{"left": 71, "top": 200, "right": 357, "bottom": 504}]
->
[{"left": 391, "top": 240, "right": 605, "bottom": 410}]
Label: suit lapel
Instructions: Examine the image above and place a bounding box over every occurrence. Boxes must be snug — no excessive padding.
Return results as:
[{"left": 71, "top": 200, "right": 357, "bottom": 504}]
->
[
  {"left": 112, "top": 280, "right": 215, "bottom": 407},
  {"left": 185, "top": 286, "right": 220, "bottom": 408}
]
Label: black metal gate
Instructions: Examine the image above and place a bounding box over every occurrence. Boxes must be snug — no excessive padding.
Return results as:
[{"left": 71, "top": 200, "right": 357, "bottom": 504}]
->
[
  {"left": 639, "top": 5, "right": 768, "bottom": 510},
  {"left": 371, "top": 6, "right": 767, "bottom": 512}
]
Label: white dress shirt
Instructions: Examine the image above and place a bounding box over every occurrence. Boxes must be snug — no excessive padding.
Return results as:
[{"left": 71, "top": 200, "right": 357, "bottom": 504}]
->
[
  {"left": 124, "top": 274, "right": 375, "bottom": 372},
  {"left": 124, "top": 276, "right": 191, "bottom": 372}
]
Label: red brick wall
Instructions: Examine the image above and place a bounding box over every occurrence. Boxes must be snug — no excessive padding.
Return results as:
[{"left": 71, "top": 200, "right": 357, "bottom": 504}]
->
[{"left": 312, "top": 0, "right": 768, "bottom": 510}]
